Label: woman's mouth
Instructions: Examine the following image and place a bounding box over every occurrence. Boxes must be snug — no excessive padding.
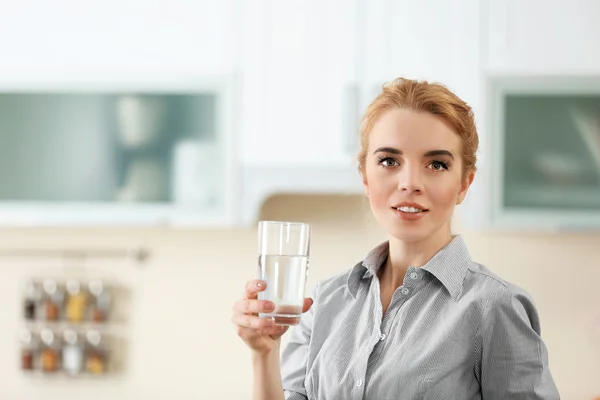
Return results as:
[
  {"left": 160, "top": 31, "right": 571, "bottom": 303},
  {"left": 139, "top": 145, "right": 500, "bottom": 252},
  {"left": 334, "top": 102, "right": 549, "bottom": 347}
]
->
[
  {"left": 391, "top": 205, "right": 429, "bottom": 220},
  {"left": 394, "top": 206, "right": 426, "bottom": 213}
]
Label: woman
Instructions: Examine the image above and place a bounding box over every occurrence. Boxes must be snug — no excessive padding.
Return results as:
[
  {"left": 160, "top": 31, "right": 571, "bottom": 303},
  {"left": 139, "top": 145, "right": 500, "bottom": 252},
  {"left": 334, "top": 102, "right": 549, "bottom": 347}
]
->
[{"left": 232, "top": 78, "right": 560, "bottom": 399}]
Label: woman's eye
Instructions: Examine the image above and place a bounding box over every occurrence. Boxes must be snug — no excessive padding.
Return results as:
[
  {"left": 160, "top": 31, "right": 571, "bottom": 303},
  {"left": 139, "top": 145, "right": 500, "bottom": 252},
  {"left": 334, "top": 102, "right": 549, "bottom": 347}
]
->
[
  {"left": 428, "top": 160, "right": 449, "bottom": 171},
  {"left": 378, "top": 157, "right": 399, "bottom": 167}
]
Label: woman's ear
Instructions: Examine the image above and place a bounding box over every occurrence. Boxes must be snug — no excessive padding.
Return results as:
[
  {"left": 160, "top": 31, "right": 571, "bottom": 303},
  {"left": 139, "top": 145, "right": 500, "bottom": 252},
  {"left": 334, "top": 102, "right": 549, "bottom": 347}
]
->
[{"left": 457, "top": 170, "right": 475, "bottom": 204}]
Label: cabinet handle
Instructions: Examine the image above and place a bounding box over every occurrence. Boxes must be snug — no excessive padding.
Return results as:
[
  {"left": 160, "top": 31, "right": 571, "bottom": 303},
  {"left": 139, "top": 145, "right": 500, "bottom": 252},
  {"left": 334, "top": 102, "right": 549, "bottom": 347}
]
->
[{"left": 342, "top": 83, "right": 361, "bottom": 156}]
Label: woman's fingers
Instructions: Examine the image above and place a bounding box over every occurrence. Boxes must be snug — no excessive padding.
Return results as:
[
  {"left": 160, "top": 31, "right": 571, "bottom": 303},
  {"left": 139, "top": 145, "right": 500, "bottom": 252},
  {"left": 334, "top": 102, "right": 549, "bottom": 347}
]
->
[
  {"left": 268, "top": 325, "right": 289, "bottom": 339},
  {"left": 302, "top": 297, "right": 314, "bottom": 313},
  {"left": 234, "top": 280, "right": 315, "bottom": 347},
  {"left": 244, "top": 279, "right": 267, "bottom": 300},
  {"left": 233, "top": 298, "right": 275, "bottom": 315},
  {"left": 232, "top": 312, "right": 276, "bottom": 331}
]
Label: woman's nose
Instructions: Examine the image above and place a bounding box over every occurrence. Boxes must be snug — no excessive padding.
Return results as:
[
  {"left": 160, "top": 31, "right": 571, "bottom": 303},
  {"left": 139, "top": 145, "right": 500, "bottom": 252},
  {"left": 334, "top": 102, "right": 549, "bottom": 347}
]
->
[{"left": 397, "top": 165, "right": 424, "bottom": 194}]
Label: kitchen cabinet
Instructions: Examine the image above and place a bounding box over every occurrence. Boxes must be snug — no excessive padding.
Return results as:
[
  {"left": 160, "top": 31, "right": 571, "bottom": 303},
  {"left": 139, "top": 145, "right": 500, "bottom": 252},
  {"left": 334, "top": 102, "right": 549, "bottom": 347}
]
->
[
  {"left": 239, "top": 0, "right": 361, "bottom": 167},
  {"left": 0, "top": 0, "right": 237, "bottom": 82},
  {"left": 0, "top": 1, "right": 239, "bottom": 227},
  {"left": 485, "top": 0, "right": 600, "bottom": 74},
  {"left": 466, "top": 0, "right": 600, "bottom": 230},
  {"left": 238, "top": 0, "right": 365, "bottom": 224},
  {"left": 485, "top": 76, "right": 600, "bottom": 230},
  {"left": 1, "top": 1, "right": 598, "bottom": 229},
  {"left": 365, "top": 1, "right": 470, "bottom": 91},
  {"left": 0, "top": 78, "right": 236, "bottom": 227}
]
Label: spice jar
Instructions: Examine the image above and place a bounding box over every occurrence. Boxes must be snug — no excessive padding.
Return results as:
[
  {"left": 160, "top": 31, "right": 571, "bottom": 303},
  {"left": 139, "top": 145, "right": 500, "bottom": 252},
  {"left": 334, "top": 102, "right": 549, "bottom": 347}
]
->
[
  {"left": 89, "top": 280, "right": 110, "bottom": 323},
  {"left": 43, "top": 279, "right": 63, "bottom": 322},
  {"left": 86, "top": 330, "right": 107, "bottom": 375},
  {"left": 40, "top": 329, "right": 60, "bottom": 373},
  {"left": 22, "top": 279, "right": 40, "bottom": 320},
  {"left": 65, "top": 280, "right": 87, "bottom": 323},
  {"left": 62, "top": 329, "right": 84, "bottom": 376},
  {"left": 20, "top": 328, "right": 36, "bottom": 371}
]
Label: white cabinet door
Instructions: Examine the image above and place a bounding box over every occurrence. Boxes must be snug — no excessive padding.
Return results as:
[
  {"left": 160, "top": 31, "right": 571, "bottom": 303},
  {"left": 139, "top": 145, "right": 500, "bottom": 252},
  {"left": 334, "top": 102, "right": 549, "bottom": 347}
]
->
[
  {"left": 364, "top": 0, "right": 481, "bottom": 104},
  {"left": 0, "top": 0, "right": 235, "bottom": 83},
  {"left": 486, "top": 0, "right": 600, "bottom": 74},
  {"left": 239, "top": 0, "right": 359, "bottom": 167}
]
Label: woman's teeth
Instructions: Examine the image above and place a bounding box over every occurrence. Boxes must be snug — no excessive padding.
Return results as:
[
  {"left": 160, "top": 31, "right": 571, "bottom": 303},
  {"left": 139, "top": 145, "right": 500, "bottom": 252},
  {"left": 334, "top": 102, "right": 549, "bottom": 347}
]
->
[{"left": 396, "top": 206, "right": 424, "bottom": 213}]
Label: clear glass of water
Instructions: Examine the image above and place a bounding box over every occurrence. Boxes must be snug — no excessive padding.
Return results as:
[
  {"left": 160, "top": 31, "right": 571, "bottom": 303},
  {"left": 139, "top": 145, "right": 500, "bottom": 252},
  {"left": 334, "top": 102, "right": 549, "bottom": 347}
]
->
[{"left": 257, "top": 221, "right": 310, "bottom": 326}]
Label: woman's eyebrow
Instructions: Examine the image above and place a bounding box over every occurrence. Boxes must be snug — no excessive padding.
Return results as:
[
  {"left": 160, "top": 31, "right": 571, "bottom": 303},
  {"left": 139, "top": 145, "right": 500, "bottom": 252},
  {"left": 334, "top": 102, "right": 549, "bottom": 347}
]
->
[
  {"left": 423, "top": 149, "right": 454, "bottom": 160},
  {"left": 373, "top": 147, "right": 454, "bottom": 160},
  {"left": 373, "top": 147, "right": 401, "bottom": 155}
]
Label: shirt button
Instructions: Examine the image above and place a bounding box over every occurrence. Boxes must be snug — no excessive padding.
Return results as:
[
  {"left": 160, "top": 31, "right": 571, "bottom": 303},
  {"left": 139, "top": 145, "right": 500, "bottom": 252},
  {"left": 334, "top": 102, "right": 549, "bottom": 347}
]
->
[
  {"left": 410, "top": 272, "right": 419, "bottom": 280},
  {"left": 401, "top": 288, "right": 410, "bottom": 295},
  {"left": 357, "top": 380, "right": 363, "bottom": 387},
  {"left": 380, "top": 333, "right": 386, "bottom": 341}
]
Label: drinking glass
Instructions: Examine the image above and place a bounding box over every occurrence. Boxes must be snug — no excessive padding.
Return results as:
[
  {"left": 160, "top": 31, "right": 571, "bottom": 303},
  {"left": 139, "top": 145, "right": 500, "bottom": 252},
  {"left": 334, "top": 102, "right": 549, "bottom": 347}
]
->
[{"left": 257, "top": 221, "right": 310, "bottom": 326}]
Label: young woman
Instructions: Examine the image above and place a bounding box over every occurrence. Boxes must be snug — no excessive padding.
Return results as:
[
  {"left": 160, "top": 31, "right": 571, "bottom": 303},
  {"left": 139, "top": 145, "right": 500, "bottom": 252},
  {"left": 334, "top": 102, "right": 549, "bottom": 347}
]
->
[{"left": 232, "top": 78, "right": 560, "bottom": 399}]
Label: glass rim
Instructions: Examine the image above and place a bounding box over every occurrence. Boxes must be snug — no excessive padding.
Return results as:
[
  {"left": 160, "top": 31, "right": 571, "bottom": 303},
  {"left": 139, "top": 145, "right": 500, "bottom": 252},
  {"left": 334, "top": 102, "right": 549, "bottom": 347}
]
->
[{"left": 258, "top": 220, "right": 310, "bottom": 228}]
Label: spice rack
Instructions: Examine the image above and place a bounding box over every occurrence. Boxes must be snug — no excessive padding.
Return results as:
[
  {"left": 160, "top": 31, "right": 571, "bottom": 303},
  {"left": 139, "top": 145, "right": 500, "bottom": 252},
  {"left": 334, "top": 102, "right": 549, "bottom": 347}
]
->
[
  {"left": 20, "top": 278, "right": 112, "bottom": 376},
  {"left": 4, "top": 245, "right": 150, "bottom": 378}
]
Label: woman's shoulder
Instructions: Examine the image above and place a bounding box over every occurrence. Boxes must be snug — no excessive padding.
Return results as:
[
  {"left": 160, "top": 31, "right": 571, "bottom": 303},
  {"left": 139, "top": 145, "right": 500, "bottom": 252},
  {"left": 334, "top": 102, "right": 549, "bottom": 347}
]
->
[
  {"left": 466, "top": 261, "right": 534, "bottom": 299},
  {"left": 464, "top": 262, "right": 540, "bottom": 326}
]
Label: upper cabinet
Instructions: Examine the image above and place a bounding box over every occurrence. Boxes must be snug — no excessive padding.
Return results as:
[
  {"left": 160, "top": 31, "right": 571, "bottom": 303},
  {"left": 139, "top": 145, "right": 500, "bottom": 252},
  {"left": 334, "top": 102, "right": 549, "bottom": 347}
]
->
[
  {"left": 0, "top": 80, "right": 236, "bottom": 227},
  {"left": 486, "top": 77, "right": 600, "bottom": 230},
  {"left": 0, "top": 0, "right": 237, "bottom": 82},
  {"left": 0, "top": 1, "right": 598, "bottom": 229},
  {"left": 471, "top": 0, "right": 600, "bottom": 230},
  {"left": 238, "top": 0, "right": 365, "bottom": 225},
  {"left": 0, "top": 1, "right": 238, "bottom": 227},
  {"left": 364, "top": 0, "right": 480, "bottom": 97},
  {"left": 486, "top": 0, "right": 600, "bottom": 74},
  {"left": 239, "top": 0, "right": 360, "bottom": 168}
]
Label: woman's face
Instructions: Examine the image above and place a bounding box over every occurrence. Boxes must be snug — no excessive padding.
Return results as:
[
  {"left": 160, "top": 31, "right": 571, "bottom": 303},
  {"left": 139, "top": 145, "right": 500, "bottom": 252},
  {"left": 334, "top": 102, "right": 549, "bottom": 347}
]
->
[{"left": 363, "top": 108, "right": 474, "bottom": 243}]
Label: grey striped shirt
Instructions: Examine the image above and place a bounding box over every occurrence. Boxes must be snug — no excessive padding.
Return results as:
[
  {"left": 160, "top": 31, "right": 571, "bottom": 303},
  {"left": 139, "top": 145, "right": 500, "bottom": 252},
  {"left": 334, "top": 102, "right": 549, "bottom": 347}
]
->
[{"left": 280, "top": 235, "right": 560, "bottom": 399}]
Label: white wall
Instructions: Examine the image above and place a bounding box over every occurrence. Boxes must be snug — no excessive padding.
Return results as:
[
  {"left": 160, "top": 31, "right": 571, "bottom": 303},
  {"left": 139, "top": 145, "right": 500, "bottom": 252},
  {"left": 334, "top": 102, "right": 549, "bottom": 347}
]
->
[{"left": 0, "top": 195, "right": 599, "bottom": 399}]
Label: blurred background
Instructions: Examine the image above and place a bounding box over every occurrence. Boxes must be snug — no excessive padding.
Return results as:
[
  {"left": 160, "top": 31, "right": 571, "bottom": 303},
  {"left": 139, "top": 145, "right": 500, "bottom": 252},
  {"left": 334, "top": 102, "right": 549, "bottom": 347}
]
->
[{"left": 0, "top": 0, "right": 599, "bottom": 398}]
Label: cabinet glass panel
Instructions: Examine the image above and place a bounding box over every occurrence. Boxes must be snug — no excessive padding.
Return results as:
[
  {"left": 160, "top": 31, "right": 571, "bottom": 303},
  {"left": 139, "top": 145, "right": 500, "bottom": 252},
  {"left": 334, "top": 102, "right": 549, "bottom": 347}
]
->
[
  {"left": 0, "top": 93, "right": 224, "bottom": 213},
  {"left": 503, "top": 94, "right": 600, "bottom": 210}
]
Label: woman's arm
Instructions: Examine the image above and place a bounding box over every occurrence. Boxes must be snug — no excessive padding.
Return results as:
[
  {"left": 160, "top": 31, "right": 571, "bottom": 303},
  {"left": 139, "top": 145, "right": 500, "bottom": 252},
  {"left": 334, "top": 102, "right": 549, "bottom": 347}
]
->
[
  {"left": 252, "top": 348, "right": 285, "bottom": 400},
  {"left": 231, "top": 279, "right": 313, "bottom": 400},
  {"left": 476, "top": 284, "right": 560, "bottom": 399}
]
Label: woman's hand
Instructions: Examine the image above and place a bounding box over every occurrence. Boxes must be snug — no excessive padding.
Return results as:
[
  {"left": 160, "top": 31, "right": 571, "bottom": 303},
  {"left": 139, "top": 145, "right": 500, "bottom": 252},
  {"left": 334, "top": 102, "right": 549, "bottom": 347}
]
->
[{"left": 232, "top": 279, "right": 313, "bottom": 355}]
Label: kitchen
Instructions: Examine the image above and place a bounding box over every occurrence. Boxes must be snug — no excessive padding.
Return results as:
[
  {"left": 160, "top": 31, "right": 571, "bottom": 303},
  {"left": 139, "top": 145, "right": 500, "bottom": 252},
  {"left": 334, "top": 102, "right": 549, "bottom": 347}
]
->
[{"left": 0, "top": 0, "right": 599, "bottom": 399}]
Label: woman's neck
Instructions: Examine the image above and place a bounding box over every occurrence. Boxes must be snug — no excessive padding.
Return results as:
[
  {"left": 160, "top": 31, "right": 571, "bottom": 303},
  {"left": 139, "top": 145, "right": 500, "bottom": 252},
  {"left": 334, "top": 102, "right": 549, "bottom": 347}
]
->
[{"left": 379, "top": 227, "right": 454, "bottom": 291}]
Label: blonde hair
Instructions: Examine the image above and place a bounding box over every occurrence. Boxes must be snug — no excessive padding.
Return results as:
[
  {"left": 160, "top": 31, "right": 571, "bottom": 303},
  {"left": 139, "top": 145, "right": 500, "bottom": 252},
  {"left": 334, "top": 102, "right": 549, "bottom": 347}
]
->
[{"left": 357, "top": 77, "right": 478, "bottom": 177}]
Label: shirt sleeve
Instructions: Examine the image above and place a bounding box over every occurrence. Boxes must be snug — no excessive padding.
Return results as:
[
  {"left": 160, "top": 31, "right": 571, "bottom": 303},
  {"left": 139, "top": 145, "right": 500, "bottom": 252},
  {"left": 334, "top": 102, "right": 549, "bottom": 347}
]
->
[
  {"left": 477, "top": 284, "right": 560, "bottom": 399},
  {"left": 280, "top": 284, "right": 318, "bottom": 400}
]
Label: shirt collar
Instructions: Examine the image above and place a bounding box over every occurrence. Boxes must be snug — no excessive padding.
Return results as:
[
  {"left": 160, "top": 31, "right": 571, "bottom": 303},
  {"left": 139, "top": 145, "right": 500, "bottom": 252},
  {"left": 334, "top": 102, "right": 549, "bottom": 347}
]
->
[{"left": 346, "top": 235, "right": 472, "bottom": 301}]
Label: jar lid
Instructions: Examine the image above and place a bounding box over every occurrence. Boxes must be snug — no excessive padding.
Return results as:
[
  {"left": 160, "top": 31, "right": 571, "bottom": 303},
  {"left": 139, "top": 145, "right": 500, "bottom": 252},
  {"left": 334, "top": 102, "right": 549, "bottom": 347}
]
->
[
  {"left": 40, "top": 329, "right": 54, "bottom": 345},
  {"left": 86, "top": 330, "right": 101, "bottom": 346},
  {"left": 43, "top": 279, "right": 57, "bottom": 295},
  {"left": 66, "top": 280, "right": 81, "bottom": 295},
  {"left": 63, "top": 329, "right": 79, "bottom": 345},
  {"left": 89, "top": 280, "right": 104, "bottom": 296},
  {"left": 20, "top": 328, "right": 32, "bottom": 344},
  {"left": 22, "top": 279, "right": 38, "bottom": 297}
]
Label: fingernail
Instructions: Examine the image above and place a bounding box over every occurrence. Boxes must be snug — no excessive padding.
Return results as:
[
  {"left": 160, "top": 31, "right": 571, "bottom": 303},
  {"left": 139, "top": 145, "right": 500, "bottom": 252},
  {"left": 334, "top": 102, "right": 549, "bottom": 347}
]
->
[
  {"left": 264, "top": 302, "right": 274, "bottom": 311},
  {"left": 256, "top": 282, "right": 264, "bottom": 289}
]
